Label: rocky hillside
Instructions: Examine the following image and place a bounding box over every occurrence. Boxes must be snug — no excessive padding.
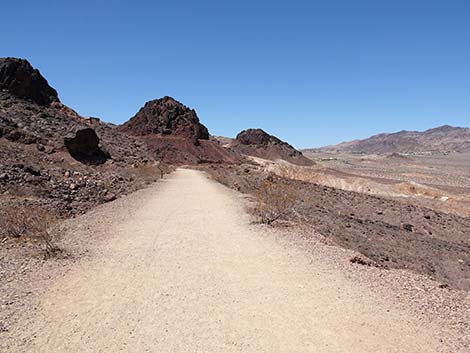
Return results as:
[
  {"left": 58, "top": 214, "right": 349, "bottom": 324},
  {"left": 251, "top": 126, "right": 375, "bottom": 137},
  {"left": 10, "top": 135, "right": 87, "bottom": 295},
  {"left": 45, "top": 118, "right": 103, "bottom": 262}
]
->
[
  {"left": 0, "top": 57, "right": 160, "bottom": 219},
  {"left": 230, "top": 128, "right": 314, "bottom": 166},
  {"left": 308, "top": 125, "right": 470, "bottom": 154},
  {"left": 0, "top": 56, "right": 312, "bottom": 223},
  {"left": 120, "top": 97, "right": 242, "bottom": 164}
]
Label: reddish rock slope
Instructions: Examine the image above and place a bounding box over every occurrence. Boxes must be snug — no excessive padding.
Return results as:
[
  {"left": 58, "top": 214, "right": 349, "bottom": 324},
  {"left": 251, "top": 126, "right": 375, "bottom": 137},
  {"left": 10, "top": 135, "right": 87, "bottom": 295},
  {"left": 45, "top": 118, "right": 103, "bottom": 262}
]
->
[{"left": 120, "top": 97, "right": 242, "bottom": 164}]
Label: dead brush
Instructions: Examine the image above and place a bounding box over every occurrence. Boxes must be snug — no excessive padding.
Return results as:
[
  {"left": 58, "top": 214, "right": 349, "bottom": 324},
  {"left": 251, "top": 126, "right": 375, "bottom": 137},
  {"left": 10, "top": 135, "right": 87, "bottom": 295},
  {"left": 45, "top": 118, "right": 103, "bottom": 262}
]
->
[
  {"left": 129, "top": 161, "right": 174, "bottom": 180},
  {"left": 254, "top": 176, "right": 307, "bottom": 225},
  {"left": 135, "top": 163, "right": 161, "bottom": 178},
  {"left": 0, "top": 204, "right": 61, "bottom": 258}
]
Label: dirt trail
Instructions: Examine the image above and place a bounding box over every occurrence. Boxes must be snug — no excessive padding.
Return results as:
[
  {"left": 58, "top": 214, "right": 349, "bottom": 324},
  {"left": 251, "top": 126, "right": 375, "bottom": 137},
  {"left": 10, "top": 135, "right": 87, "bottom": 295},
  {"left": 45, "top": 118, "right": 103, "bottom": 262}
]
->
[{"left": 4, "top": 169, "right": 449, "bottom": 352}]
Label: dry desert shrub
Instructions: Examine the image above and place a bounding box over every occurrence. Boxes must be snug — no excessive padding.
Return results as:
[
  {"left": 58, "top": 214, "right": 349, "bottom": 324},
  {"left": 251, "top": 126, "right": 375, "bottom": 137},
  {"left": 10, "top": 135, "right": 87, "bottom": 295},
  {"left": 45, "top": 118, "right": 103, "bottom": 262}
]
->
[
  {"left": 154, "top": 161, "right": 175, "bottom": 177},
  {"left": 127, "top": 161, "right": 175, "bottom": 180},
  {"left": 272, "top": 163, "right": 316, "bottom": 182},
  {"left": 135, "top": 163, "right": 162, "bottom": 178},
  {"left": 0, "top": 204, "right": 61, "bottom": 258},
  {"left": 254, "top": 176, "right": 307, "bottom": 225}
]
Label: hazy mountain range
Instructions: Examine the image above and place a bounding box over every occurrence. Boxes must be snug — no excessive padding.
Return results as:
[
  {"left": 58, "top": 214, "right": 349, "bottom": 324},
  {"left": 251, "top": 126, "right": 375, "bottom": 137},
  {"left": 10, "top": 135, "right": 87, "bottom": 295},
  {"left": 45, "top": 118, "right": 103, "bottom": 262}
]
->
[{"left": 305, "top": 125, "right": 470, "bottom": 154}]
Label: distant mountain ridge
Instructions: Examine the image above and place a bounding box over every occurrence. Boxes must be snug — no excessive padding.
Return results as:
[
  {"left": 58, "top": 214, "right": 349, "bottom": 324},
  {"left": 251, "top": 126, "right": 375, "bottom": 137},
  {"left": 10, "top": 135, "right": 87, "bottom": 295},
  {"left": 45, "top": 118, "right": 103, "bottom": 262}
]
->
[{"left": 307, "top": 125, "right": 470, "bottom": 154}]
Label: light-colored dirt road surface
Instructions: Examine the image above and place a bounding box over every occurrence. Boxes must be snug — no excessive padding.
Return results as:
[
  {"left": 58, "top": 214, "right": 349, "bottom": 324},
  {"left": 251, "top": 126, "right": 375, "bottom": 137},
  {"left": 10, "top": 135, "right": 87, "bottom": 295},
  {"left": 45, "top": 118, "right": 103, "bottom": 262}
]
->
[{"left": 3, "top": 169, "right": 455, "bottom": 352}]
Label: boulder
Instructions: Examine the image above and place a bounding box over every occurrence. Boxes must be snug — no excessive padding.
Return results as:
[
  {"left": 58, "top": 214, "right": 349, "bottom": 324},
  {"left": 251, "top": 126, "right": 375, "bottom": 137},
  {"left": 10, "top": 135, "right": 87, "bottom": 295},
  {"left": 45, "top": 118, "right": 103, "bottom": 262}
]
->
[
  {"left": 64, "top": 128, "right": 109, "bottom": 164},
  {"left": 0, "top": 115, "right": 16, "bottom": 138}
]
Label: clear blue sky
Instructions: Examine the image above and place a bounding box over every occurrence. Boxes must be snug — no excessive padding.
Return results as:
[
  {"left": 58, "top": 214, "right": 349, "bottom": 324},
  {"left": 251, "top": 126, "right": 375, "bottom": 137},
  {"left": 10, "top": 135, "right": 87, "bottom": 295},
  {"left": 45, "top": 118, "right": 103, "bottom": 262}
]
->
[{"left": 3, "top": 0, "right": 470, "bottom": 147}]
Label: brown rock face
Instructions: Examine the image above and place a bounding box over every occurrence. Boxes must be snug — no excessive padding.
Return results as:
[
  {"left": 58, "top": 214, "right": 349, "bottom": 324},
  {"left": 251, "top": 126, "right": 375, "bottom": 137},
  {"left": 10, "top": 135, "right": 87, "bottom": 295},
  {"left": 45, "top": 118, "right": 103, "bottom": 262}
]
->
[
  {"left": 0, "top": 57, "right": 59, "bottom": 106},
  {"left": 120, "top": 96, "right": 209, "bottom": 141},
  {"left": 232, "top": 129, "right": 314, "bottom": 166}
]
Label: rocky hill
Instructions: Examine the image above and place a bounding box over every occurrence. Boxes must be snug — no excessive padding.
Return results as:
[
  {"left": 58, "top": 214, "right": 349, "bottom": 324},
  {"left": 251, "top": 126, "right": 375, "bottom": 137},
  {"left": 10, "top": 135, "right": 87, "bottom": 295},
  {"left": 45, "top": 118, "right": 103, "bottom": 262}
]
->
[
  {"left": 120, "top": 97, "right": 242, "bottom": 164},
  {"left": 0, "top": 56, "right": 313, "bottom": 223},
  {"left": 119, "top": 96, "right": 209, "bottom": 140},
  {"left": 230, "top": 128, "right": 314, "bottom": 166},
  {"left": 0, "top": 57, "right": 159, "bottom": 218},
  {"left": 308, "top": 125, "right": 470, "bottom": 154}
]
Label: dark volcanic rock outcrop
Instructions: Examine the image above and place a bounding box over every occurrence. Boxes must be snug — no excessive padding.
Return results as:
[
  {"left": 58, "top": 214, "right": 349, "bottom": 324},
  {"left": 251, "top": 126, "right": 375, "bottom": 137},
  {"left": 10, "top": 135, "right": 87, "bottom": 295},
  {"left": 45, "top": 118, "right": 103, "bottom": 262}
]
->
[
  {"left": 64, "top": 128, "right": 109, "bottom": 164},
  {"left": 0, "top": 57, "right": 58, "bottom": 106},
  {"left": 120, "top": 96, "right": 209, "bottom": 141},
  {"left": 236, "top": 129, "right": 279, "bottom": 146},
  {"left": 120, "top": 97, "right": 242, "bottom": 164},
  {"left": 231, "top": 128, "right": 314, "bottom": 166}
]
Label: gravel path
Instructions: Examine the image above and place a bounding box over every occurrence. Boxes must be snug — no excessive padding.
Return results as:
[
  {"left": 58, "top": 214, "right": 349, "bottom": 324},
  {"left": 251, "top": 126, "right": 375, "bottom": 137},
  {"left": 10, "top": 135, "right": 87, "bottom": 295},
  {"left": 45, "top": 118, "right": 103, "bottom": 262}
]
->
[{"left": 2, "top": 169, "right": 455, "bottom": 352}]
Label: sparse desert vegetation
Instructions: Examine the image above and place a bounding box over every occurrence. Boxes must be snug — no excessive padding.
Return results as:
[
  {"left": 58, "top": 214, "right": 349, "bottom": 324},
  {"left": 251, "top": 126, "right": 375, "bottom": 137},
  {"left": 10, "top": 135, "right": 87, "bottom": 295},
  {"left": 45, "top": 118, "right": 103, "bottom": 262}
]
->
[
  {"left": 254, "top": 176, "right": 306, "bottom": 225},
  {"left": 1, "top": 204, "right": 60, "bottom": 258},
  {"left": 257, "top": 152, "right": 470, "bottom": 217},
  {"left": 1, "top": 56, "right": 469, "bottom": 352},
  {"left": 203, "top": 163, "right": 470, "bottom": 291}
]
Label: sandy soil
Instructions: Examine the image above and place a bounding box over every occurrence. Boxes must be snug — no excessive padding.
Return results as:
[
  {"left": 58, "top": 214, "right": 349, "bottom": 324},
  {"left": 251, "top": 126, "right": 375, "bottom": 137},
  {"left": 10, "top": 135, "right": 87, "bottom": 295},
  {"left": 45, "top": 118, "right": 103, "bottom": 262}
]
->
[{"left": 1, "top": 169, "right": 467, "bottom": 352}]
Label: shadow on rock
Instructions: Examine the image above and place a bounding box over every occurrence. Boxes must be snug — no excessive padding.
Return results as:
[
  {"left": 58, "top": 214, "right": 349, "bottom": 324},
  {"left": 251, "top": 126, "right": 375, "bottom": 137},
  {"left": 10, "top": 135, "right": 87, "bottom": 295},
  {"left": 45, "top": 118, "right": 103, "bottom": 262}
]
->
[{"left": 64, "top": 128, "right": 110, "bottom": 165}]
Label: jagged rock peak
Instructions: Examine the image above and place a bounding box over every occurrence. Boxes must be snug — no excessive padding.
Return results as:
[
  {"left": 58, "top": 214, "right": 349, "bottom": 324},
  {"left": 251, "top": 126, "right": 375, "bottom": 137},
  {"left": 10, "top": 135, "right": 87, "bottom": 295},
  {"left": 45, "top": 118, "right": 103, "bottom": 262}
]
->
[
  {"left": 0, "top": 57, "right": 59, "bottom": 106},
  {"left": 120, "top": 96, "right": 209, "bottom": 140}
]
